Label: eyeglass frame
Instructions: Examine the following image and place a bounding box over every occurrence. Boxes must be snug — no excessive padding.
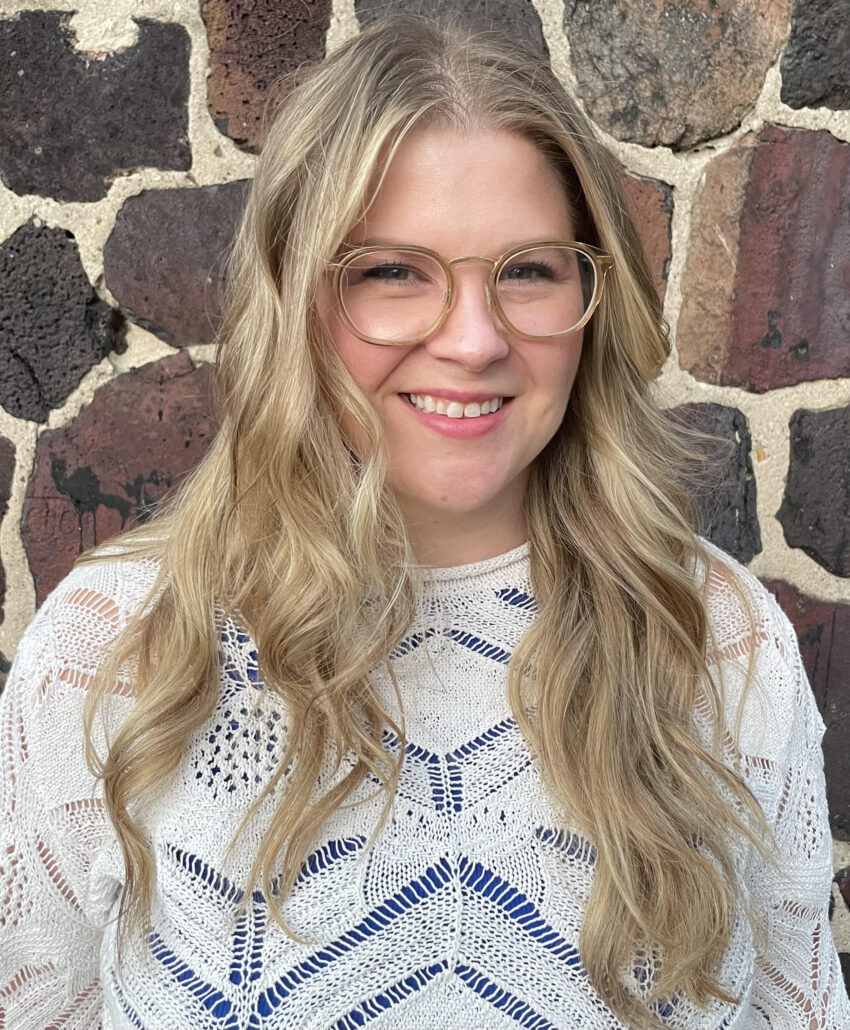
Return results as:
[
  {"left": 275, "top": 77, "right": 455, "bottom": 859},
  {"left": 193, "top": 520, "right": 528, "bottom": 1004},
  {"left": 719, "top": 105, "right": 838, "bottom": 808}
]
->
[{"left": 328, "top": 240, "right": 615, "bottom": 347}]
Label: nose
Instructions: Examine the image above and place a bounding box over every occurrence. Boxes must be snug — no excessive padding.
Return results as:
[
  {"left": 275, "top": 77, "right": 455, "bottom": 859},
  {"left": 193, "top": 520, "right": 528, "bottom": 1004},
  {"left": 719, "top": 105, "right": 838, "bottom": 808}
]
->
[{"left": 422, "top": 265, "right": 510, "bottom": 371}]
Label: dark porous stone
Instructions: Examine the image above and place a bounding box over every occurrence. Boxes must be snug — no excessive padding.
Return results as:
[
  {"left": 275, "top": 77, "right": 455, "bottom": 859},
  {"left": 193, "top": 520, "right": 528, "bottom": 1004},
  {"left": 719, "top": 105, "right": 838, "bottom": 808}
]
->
[
  {"left": 355, "top": 0, "right": 547, "bottom": 54},
  {"left": 0, "top": 12, "right": 190, "bottom": 202},
  {"left": 202, "top": 0, "right": 332, "bottom": 153},
  {"left": 764, "top": 579, "right": 850, "bottom": 838},
  {"left": 836, "top": 866, "right": 850, "bottom": 911},
  {"left": 104, "top": 181, "right": 251, "bottom": 347},
  {"left": 620, "top": 171, "right": 673, "bottom": 303},
  {"left": 22, "top": 353, "right": 216, "bottom": 603},
  {"left": 0, "top": 650, "right": 9, "bottom": 695},
  {"left": 840, "top": 952, "right": 850, "bottom": 991},
  {"left": 781, "top": 0, "right": 850, "bottom": 111},
  {"left": 565, "top": 0, "right": 791, "bottom": 148},
  {"left": 778, "top": 406, "right": 850, "bottom": 577},
  {"left": 0, "top": 221, "right": 125, "bottom": 422},
  {"left": 0, "top": 434, "right": 14, "bottom": 622},
  {"left": 677, "top": 125, "right": 850, "bottom": 391},
  {"left": 668, "top": 403, "right": 762, "bottom": 565}
]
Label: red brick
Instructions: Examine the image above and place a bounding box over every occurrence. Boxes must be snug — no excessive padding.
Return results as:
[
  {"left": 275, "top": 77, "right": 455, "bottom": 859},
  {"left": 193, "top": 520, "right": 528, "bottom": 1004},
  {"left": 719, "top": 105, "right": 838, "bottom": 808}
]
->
[
  {"left": 620, "top": 172, "right": 672, "bottom": 304},
  {"left": 765, "top": 579, "right": 850, "bottom": 838},
  {"left": 22, "top": 354, "right": 216, "bottom": 603},
  {"left": 104, "top": 182, "right": 250, "bottom": 347},
  {"left": 202, "top": 0, "right": 332, "bottom": 152},
  {"left": 678, "top": 126, "right": 850, "bottom": 391}
]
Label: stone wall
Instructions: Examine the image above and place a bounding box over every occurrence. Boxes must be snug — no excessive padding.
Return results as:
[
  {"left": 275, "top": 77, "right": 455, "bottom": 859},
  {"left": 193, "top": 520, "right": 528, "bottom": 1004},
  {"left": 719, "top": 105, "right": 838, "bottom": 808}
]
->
[{"left": 0, "top": 0, "right": 849, "bottom": 971}]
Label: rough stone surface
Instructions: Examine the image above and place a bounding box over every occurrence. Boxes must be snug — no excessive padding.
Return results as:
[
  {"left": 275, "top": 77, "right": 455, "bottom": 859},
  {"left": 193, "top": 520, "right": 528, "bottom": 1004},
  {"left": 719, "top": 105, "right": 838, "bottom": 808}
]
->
[
  {"left": 356, "top": 0, "right": 547, "bottom": 54},
  {"left": 781, "top": 0, "right": 850, "bottom": 111},
  {"left": 620, "top": 172, "right": 673, "bottom": 303},
  {"left": 0, "top": 435, "right": 15, "bottom": 622},
  {"left": 836, "top": 866, "right": 850, "bottom": 910},
  {"left": 0, "top": 12, "right": 190, "bottom": 202},
  {"left": 22, "top": 354, "right": 216, "bottom": 603},
  {"left": 778, "top": 405, "right": 850, "bottom": 578},
  {"left": 564, "top": 0, "right": 791, "bottom": 149},
  {"left": 669, "top": 403, "right": 762, "bottom": 565},
  {"left": 765, "top": 579, "right": 850, "bottom": 838},
  {"left": 677, "top": 125, "right": 850, "bottom": 392},
  {"left": 0, "top": 221, "right": 125, "bottom": 422},
  {"left": 104, "top": 182, "right": 251, "bottom": 347},
  {"left": 202, "top": 0, "right": 332, "bottom": 152}
]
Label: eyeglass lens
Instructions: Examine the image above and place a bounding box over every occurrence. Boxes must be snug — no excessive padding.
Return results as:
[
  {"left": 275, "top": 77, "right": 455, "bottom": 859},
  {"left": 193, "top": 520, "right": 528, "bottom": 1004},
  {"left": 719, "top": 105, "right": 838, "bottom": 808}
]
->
[{"left": 338, "top": 246, "right": 597, "bottom": 344}]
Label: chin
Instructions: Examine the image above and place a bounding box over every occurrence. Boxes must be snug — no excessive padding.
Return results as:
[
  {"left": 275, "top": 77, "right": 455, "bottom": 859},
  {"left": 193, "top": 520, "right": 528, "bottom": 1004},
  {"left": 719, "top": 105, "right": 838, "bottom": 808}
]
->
[{"left": 401, "top": 479, "right": 517, "bottom": 516}]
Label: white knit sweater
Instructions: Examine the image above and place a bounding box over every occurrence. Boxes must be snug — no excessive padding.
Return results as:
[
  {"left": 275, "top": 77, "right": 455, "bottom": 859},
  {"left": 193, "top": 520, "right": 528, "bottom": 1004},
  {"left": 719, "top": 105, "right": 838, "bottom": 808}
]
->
[{"left": 1, "top": 541, "right": 848, "bottom": 1029}]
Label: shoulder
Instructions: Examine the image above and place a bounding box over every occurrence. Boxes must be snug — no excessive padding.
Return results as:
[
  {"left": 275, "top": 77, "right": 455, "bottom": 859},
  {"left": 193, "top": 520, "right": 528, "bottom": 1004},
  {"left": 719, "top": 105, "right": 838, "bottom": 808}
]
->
[
  {"left": 2, "top": 553, "right": 161, "bottom": 818},
  {"left": 6, "top": 551, "right": 161, "bottom": 709},
  {"left": 41, "top": 552, "right": 160, "bottom": 646},
  {"left": 696, "top": 538, "right": 820, "bottom": 762}
]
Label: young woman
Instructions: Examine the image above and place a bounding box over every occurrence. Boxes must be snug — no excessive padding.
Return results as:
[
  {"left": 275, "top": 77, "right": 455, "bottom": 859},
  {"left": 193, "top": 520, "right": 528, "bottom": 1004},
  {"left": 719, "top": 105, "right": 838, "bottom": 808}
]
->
[{"left": 2, "top": 15, "right": 847, "bottom": 1030}]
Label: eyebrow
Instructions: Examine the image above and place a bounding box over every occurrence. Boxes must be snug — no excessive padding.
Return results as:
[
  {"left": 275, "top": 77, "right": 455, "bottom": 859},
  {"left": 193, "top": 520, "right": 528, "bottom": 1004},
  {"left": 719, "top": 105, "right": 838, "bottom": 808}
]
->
[
  {"left": 355, "top": 236, "right": 571, "bottom": 251},
  {"left": 357, "top": 237, "right": 407, "bottom": 247}
]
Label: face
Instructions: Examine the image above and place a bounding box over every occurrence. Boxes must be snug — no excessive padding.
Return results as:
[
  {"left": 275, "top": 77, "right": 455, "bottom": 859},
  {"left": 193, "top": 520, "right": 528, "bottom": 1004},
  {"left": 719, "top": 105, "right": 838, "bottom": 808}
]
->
[{"left": 319, "top": 127, "right": 585, "bottom": 553}]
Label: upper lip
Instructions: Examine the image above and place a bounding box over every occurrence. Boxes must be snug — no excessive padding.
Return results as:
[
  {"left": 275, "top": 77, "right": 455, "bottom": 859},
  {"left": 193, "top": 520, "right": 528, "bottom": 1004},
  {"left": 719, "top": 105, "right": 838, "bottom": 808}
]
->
[{"left": 402, "top": 389, "right": 513, "bottom": 403}]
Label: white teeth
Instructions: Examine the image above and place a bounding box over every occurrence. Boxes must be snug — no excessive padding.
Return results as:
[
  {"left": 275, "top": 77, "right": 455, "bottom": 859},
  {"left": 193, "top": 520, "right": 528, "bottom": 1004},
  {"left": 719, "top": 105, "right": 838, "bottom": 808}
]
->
[{"left": 407, "top": 394, "right": 505, "bottom": 418}]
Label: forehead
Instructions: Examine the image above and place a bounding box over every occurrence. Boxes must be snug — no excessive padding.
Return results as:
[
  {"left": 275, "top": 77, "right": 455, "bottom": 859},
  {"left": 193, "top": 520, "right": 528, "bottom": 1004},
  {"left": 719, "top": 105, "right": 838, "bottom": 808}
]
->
[{"left": 349, "top": 127, "right": 576, "bottom": 252}]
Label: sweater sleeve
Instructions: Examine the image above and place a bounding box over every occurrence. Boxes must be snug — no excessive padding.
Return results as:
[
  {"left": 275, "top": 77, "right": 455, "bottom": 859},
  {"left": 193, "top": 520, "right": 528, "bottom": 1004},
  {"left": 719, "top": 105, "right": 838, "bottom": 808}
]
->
[
  {"left": 730, "top": 585, "right": 850, "bottom": 1027},
  {"left": 0, "top": 565, "right": 146, "bottom": 1030}
]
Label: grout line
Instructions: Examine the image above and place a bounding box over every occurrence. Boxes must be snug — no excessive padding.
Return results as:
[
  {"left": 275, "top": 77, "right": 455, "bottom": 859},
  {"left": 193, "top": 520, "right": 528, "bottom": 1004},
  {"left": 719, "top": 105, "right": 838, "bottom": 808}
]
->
[{"left": 326, "top": 0, "right": 360, "bottom": 53}]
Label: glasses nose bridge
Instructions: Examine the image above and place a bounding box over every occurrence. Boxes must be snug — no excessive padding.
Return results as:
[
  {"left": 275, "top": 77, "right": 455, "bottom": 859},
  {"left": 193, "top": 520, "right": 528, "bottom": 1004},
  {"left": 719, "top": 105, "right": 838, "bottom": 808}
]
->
[
  {"left": 447, "top": 254, "right": 497, "bottom": 270},
  {"left": 445, "top": 254, "right": 499, "bottom": 314}
]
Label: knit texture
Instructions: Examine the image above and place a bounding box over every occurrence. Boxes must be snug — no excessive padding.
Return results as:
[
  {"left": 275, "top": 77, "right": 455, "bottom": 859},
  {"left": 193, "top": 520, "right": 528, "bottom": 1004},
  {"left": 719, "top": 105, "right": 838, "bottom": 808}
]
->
[{"left": 1, "top": 541, "right": 848, "bottom": 1029}]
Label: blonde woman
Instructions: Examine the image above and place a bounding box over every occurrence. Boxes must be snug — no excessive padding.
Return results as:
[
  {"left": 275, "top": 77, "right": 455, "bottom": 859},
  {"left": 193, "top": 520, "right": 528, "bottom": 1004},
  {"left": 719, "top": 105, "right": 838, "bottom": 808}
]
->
[{"left": 1, "top": 15, "right": 847, "bottom": 1030}]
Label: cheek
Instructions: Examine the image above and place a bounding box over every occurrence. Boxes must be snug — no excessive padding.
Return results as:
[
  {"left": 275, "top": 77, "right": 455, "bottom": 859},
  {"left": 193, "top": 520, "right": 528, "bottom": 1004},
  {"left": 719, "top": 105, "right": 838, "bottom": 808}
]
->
[
  {"left": 332, "top": 334, "right": 403, "bottom": 399},
  {"left": 542, "top": 336, "right": 583, "bottom": 407},
  {"left": 322, "top": 307, "right": 406, "bottom": 405}
]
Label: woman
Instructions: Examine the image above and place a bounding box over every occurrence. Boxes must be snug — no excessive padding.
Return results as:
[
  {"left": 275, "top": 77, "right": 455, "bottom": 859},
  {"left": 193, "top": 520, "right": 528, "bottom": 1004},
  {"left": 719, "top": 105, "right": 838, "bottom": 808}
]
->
[{"left": 1, "top": 14, "right": 847, "bottom": 1030}]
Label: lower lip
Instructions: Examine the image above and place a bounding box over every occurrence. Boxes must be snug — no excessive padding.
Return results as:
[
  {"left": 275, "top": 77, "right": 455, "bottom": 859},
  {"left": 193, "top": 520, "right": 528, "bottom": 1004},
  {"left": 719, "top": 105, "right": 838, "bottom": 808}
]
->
[{"left": 400, "top": 396, "right": 512, "bottom": 438}]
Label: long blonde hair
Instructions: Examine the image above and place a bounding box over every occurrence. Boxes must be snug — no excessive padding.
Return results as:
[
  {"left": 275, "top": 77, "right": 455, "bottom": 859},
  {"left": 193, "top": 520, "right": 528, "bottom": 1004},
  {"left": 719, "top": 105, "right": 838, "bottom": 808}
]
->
[{"left": 83, "top": 15, "right": 770, "bottom": 1027}]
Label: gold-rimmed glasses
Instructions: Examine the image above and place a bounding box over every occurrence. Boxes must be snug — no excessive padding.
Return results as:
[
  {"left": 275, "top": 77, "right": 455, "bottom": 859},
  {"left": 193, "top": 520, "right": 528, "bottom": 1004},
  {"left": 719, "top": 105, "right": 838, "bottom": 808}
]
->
[{"left": 329, "top": 241, "right": 614, "bottom": 346}]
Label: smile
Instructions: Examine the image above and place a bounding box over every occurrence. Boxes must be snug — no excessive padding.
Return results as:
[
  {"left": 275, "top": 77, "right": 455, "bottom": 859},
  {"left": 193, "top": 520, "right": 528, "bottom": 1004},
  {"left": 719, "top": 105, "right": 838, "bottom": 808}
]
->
[{"left": 406, "top": 394, "right": 506, "bottom": 418}]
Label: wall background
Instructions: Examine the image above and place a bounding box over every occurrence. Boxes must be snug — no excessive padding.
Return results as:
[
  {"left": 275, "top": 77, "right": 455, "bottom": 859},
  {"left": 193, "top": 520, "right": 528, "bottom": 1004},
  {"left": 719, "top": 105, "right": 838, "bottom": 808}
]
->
[{"left": 0, "top": 0, "right": 848, "bottom": 969}]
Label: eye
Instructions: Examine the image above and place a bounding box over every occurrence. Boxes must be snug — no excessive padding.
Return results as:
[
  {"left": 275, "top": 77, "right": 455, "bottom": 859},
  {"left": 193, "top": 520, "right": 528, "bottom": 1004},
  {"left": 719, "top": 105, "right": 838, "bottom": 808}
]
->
[
  {"left": 500, "top": 260, "right": 558, "bottom": 283},
  {"left": 343, "top": 252, "right": 444, "bottom": 291},
  {"left": 363, "top": 263, "right": 417, "bottom": 281}
]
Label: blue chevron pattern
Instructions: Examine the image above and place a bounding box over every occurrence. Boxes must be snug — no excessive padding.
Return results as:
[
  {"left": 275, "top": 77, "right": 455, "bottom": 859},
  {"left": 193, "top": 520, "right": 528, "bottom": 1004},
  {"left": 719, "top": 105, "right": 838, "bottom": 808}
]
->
[
  {"left": 218, "top": 585, "right": 533, "bottom": 684},
  {"left": 496, "top": 586, "right": 537, "bottom": 610},
  {"left": 126, "top": 837, "right": 632, "bottom": 1030},
  {"left": 382, "top": 719, "right": 527, "bottom": 812}
]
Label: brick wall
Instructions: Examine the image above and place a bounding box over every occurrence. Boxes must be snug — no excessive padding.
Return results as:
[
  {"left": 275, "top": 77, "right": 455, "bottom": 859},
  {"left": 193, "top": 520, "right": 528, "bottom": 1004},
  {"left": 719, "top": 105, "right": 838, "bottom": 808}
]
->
[{"left": 0, "top": 0, "right": 848, "bottom": 971}]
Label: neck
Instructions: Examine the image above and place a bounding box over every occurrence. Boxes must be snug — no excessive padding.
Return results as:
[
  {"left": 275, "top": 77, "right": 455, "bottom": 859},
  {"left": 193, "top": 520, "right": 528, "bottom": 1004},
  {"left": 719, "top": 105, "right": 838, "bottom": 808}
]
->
[{"left": 399, "top": 498, "right": 528, "bottom": 569}]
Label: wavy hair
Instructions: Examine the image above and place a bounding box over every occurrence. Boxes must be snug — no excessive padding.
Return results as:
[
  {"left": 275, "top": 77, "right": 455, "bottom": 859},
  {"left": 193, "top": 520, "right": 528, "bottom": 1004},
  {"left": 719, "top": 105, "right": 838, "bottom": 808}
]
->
[{"left": 83, "top": 15, "right": 771, "bottom": 1027}]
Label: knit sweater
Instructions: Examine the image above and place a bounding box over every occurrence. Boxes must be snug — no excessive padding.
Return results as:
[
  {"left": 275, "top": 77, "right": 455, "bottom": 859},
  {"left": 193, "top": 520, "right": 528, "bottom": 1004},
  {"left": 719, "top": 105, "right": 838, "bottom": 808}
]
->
[{"left": 1, "top": 541, "right": 848, "bottom": 1029}]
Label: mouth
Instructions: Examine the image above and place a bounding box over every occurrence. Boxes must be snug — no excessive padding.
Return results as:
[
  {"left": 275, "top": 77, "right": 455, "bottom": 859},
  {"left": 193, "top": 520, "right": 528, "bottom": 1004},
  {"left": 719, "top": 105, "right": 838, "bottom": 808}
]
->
[{"left": 403, "top": 393, "right": 509, "bottom": 419}]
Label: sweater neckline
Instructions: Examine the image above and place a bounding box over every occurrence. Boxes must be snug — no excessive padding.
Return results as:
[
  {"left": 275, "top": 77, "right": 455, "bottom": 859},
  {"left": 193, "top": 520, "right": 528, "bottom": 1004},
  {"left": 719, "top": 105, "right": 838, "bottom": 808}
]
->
[{"left": 416, "top": 541, "right": 530, "bottom": 584}]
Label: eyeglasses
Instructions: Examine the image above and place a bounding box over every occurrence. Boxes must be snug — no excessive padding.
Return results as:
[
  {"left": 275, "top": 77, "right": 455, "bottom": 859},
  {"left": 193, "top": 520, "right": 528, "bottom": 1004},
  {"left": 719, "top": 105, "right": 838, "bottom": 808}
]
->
[{"left": 329, "top": 241, "right": 614, "bottom": 346}]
